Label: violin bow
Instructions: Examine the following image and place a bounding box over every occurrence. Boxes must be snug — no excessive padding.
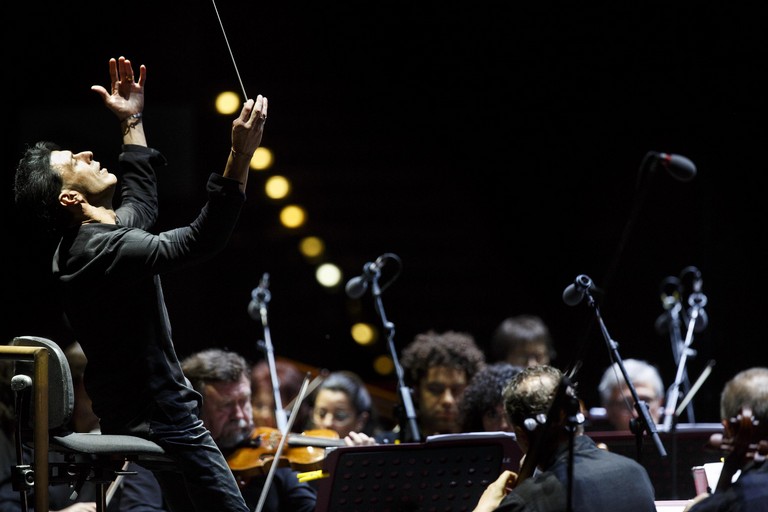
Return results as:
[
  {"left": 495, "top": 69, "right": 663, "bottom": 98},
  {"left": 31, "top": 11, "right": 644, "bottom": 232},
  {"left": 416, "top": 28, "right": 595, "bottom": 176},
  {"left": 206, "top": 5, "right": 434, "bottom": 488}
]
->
[
  {"left": 254, "top": 373, "right": 312, "bottom": 512},
  {"left": 105, "top": 460, "right": 130, "bottom": 507},
  {"left": 282, "top": 369, "right": 329, "bottom": 414}
]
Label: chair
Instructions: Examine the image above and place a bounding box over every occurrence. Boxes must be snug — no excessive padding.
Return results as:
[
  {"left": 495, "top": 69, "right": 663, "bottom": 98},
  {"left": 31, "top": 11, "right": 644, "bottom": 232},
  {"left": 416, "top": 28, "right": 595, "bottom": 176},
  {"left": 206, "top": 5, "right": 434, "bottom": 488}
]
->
[{"left": 1, "top": 335, "right": 174, "bottom": 512}]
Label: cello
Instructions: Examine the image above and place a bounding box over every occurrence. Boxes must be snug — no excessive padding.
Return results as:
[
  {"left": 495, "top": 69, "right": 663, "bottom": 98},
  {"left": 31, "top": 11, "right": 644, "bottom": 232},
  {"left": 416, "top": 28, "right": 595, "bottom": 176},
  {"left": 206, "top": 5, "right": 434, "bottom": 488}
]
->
[
  {"left": 514, "top": 375, "right": 581, "bottom": 486},
  {"left": 711, "top": 406, "right": 768, "bottom": 492}
]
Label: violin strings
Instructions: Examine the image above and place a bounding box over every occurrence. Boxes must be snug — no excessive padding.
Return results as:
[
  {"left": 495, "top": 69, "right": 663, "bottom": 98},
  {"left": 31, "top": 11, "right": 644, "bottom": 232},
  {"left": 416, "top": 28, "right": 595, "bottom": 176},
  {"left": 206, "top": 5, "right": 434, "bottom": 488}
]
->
[{"left": 210, "top": 0, "right": 249, "bottom": 101}]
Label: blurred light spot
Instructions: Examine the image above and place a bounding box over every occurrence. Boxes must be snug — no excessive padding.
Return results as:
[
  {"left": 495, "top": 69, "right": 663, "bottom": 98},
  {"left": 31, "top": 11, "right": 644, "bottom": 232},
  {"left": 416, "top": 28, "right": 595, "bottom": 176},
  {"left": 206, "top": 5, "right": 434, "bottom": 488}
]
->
[
  {"left": 300, "top": 236, "right": 325, "bottom": 259},
  {"left": 250, "top": 147, "right": 274, "bottom": 171},
  {"left": 351, "top": 323, "right": 376, "bottom": 346},
  {"left": 279, "top": 205, "right": 306, "bottom": 228},
  {"left": 373, "top": 355, "right": 394, "bottom": 376},
  {"left": 265, "top": 175, "right": 290, "bottom": 199},
  {"left": 215, "top": 91, "right": 241, "bottom": 115},
  {"left": 316, "top": 263, "right": 341, "bottom": 288}
]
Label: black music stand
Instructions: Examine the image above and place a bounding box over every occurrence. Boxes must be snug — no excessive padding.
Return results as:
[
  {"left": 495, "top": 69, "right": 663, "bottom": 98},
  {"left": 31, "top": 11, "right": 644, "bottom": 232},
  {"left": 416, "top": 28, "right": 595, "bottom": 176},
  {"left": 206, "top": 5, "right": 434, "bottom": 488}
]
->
[
  {"left": 314, "top": 432, "right": 521, "bottom": 512},
  {"left": 586, "top": 423, "right": 723, "bottom": 500}
]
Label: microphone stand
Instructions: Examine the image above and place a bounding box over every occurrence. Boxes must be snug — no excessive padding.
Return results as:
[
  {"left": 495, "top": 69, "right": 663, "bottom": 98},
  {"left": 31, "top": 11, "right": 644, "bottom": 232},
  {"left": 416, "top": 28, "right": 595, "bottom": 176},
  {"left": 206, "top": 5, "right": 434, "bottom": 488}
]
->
[
  {"left": 368, "top": 265, "right": 421, "bottom": 443},
  {"left": 250, "top": 273, "right": 288, "bottom": 432},
  {"left": 582, "top": 288, "right": 667, "bottom": 461},
  {"left": 659, "top": 289, "right": 706, "bottom": 498},
  {"left": 662, "top": 290, "right": 706, "bottom": 432},
  {"left": 661, "top": 298, "right": 697, "bottom": 427},
  {"left": 666, "top": 359, "right": 716, "bottom": 499}
]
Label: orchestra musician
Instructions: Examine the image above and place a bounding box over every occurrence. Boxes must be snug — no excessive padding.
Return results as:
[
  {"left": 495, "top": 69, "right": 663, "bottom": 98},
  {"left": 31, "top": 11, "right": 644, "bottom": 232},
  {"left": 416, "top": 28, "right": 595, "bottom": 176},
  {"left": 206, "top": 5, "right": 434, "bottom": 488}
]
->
[
  {"left": 113, "top": 349, "right": 317, "bottom": 512},
  {"left": 473, "top": 365, "right": 657, "bottom": 512},
  {"left": 683, "top": 367, "right": 768, "bottom": 512}
]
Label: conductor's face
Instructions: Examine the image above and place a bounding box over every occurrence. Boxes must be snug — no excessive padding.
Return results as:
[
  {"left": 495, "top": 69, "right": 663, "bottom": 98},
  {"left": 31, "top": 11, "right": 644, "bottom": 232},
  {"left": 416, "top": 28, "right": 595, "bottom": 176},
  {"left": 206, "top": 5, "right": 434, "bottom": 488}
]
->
[{"left": 51, "top": 150, "right": 117, "bottom": 205}]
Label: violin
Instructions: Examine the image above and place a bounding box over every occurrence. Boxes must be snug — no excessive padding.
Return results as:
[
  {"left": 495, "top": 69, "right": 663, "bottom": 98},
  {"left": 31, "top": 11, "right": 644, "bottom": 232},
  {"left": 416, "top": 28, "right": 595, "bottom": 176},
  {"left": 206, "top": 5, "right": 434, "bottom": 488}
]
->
[{"left": 226, "top": 427, "right": 346, "bottom": 486}]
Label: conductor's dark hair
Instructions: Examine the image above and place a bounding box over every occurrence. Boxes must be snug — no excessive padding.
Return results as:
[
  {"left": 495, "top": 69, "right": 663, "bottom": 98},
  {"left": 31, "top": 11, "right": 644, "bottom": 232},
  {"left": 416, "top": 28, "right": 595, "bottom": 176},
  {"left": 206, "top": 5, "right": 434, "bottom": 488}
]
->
[{"left": 14, "top": 141, "right": 70, "bottom": 233}]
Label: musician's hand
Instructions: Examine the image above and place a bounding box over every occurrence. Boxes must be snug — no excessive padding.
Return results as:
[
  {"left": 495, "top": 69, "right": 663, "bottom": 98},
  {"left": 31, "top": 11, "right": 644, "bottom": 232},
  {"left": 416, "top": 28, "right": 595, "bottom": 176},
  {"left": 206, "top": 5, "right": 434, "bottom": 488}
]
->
[
  {"left": 344, "top": 431, "right": 376, "bottom": 446},
  {"left": 473, "top": 470, "right": 518, "bottom": 512},
  {"left": 682, "top": 492, "right": 711, "bottom": 512},
  {"left": 54, "top": 502, "right": 97, "bottom": 512}
]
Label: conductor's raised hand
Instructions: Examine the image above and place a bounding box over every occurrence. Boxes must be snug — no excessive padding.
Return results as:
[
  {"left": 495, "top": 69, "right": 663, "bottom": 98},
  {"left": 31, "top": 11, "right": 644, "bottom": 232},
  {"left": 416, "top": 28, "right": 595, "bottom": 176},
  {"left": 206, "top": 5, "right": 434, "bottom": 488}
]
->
[
  {"left": 91, "top": 56, "right": 146, "bottom": 121},
  {"left": 225, "top": 95, "right": 268, "bottom": 191},
  {"left": 231, "top": 95, "right": 268, "bottom": 158}
]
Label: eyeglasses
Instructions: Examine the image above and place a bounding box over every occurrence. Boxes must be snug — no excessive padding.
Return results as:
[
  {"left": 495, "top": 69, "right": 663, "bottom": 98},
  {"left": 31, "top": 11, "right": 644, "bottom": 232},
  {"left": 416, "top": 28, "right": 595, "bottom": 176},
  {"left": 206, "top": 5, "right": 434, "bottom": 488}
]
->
[
  {"left": 314, "top": 408, "right": 352, "bottom": 422},
  {"left": 607, "top": 396, "right": 658, "bottom": 409}
]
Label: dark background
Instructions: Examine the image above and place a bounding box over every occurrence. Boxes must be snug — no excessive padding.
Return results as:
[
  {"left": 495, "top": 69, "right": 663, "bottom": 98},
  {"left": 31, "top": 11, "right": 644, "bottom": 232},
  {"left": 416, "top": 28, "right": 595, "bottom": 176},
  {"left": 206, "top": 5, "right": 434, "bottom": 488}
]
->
[{"left": 4, "top": 3, "right": 767, "bottom": 423}]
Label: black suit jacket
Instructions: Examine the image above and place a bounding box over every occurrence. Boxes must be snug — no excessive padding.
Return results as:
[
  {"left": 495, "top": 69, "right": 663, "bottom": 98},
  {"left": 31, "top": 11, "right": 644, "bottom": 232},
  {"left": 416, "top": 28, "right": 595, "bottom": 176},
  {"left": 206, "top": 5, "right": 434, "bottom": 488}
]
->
[{"left": 495, "top": 435, "right": 657, "bottom": 512}]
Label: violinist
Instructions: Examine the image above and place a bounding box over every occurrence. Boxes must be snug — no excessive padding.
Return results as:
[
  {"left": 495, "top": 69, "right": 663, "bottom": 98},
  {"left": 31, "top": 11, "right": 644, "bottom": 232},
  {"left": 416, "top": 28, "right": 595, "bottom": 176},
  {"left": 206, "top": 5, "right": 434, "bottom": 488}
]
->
[
  {"left": 473, "top": 365, "right": 657, "bottom": 512},
  {"left": 113, "top": 349, "right": 317, "bottom": 512},
  {"left": 309, "top": 370, "right": 382, "bottom": 445},
  {"left": 684, "top": 367, "right": 768, "bottom": 512}
]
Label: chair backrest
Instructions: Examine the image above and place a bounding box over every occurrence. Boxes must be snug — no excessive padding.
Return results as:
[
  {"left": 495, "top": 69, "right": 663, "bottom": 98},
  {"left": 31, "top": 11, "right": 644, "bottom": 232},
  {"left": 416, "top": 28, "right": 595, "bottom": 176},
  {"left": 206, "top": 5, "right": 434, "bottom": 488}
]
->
[{"left": 11, "top": 336, "right": 74, "bottom": 432}]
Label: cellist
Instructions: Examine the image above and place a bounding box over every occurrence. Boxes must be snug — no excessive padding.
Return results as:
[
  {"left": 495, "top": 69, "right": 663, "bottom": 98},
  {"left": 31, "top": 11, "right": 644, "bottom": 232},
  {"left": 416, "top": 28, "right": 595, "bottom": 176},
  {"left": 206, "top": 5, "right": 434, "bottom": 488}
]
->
[
  {"left": 684, "top": 367, "right": 768, "bottom": 512},
  {"left": 473, "top": 365, "right": 656, "bottom": 512}
]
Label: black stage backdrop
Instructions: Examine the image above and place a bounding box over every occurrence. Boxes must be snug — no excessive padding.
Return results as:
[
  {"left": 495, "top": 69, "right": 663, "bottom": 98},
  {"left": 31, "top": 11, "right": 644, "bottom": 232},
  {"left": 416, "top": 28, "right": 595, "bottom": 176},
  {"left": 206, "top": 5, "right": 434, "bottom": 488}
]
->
[{"left": 4, "top": 3, "right": 767, "bottom": 422}]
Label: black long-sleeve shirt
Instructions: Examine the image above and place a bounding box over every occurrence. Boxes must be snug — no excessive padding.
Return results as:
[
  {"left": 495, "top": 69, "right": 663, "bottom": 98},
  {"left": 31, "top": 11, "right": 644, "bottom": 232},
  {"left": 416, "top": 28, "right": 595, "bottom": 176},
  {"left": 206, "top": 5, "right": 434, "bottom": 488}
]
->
[{"left": 52, "top": 144, "right": 246, "bottom": 432}]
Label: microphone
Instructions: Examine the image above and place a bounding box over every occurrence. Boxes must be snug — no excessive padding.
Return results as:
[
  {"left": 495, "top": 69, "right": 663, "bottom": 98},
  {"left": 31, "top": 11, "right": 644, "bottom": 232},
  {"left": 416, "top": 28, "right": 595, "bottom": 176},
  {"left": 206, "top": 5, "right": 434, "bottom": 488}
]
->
[
  {"left": 686, "top": 293, "right": 709, "bottom": 333},
  {"left": 645, "top": 151, "right": 697, "bottom": 182},
  {"left": 654, "top": 276, "right": 682, "bottom": 334},
  {"left": 659, "top": 276, "right": 682, "bottom": 310},
  {"left": 248, "top": 273, "right": 271, "bottom": 320},
  {"left": 680, "top": 265, "right": 703, "bottom": 294},
  {"left": 345, "top": 257, "right": 386, "bottom": 299},
  {"left": 562, "top": 274, "right": 595, "bottom": 306},
  {"left": 681, "top": 267, "right": 708, "bottom": 333}
]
